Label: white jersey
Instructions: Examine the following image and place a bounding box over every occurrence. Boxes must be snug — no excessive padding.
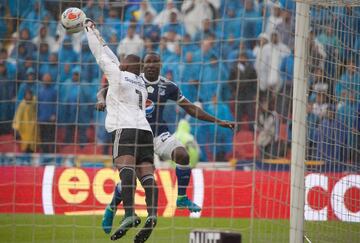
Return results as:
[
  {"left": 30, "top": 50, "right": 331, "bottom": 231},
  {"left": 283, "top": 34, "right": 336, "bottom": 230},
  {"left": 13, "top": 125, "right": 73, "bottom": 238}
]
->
[{"left": 86, "top": 27, "right": 151, "bottom": 133}]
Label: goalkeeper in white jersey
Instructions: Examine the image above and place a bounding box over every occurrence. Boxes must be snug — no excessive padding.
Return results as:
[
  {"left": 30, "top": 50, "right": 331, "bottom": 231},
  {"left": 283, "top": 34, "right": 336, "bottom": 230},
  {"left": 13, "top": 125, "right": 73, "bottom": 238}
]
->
[{"left": 84, "top": 19, "right": 157, "bottom": 242}]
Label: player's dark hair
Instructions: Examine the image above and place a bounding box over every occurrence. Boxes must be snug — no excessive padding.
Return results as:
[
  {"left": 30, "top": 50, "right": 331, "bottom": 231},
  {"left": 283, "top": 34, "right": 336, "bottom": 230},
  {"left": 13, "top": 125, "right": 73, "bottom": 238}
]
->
[
  {"left": 125, "top": 54, "right": 141, "bottom": 64},
  {"left": 143, "top": 52, "right": 160, "bottom": 62}
]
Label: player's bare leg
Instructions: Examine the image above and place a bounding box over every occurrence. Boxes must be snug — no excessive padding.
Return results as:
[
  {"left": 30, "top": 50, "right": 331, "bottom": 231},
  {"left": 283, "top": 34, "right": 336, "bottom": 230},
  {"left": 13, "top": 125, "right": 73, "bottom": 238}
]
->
[{"left": 173, "top": 147, "right": 201, "bottom": 212}]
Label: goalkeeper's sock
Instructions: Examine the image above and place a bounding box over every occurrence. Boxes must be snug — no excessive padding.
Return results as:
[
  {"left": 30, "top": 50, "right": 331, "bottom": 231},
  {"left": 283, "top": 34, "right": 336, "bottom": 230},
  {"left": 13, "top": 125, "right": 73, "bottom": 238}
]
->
[
  {"left": 109, "top": 183, "right": 122, "bottom": 211},
  {"left": 140, "top": 174, "right": 158, "bottom": 216},
  {"left": 119, "top": 167, "right": 136, "bottom": 217},
  {"left": 175, "top": 165, "right": 191, "bottom": 197}
]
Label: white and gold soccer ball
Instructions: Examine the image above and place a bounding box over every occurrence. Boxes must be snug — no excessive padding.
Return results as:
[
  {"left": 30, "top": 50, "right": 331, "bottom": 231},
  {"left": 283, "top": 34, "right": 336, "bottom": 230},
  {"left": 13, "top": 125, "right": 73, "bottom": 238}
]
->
[{"left": 60, "top": 7, "right": 86, "bottom": 34}]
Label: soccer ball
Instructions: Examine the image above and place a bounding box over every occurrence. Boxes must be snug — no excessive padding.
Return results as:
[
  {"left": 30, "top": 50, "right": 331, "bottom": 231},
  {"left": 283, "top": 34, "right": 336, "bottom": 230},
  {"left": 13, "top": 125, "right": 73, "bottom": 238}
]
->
[{"left": 61, "top": 7, "right": 86, "bottom": 34}]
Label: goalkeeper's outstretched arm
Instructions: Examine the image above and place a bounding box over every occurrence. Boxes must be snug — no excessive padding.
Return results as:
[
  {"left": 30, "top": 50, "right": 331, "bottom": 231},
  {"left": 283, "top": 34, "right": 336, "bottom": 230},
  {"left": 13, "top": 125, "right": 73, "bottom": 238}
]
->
[{"left": 84, "top": 19, "right": 120, "bottom": 84}]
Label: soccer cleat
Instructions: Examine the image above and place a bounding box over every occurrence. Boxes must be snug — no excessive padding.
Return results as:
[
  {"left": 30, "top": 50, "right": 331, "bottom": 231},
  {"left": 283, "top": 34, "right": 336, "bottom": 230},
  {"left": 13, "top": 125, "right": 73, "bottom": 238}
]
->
[
  {"left": 133, "top": 215, "right": 157, "bottom": 243},
  {"left": 110, "top": 215, "right": 141, "bottom": 241},
  {"left": 176, "top": 196, "right": 201, "bottom": 213},
  {"left": 102, "top": 205, "right": 115, "bottom": 234}
]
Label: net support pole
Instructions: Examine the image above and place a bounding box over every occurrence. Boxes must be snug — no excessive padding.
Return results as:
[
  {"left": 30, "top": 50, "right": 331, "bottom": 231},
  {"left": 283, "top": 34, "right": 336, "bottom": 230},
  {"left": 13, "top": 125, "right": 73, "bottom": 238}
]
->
[{"left": 290, "top": 2, "right": 310, "bottom": 243}]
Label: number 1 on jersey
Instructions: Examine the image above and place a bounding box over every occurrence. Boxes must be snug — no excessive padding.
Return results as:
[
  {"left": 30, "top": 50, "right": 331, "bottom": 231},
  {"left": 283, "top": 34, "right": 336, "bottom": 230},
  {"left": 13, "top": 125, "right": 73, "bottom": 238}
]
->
[{"left": 135, "top": 89, "right": 143, "bottom": 110}]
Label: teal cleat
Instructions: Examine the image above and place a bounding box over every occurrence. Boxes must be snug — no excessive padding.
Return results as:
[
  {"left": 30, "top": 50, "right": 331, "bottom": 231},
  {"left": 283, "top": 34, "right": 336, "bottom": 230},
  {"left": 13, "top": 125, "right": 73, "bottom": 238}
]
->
[
  {"left": 176, "top": 196, "right": 201, "bottom": 213},
  {"left": 102, "top": 205, "right": 115, "bottom": 234},
  {"left": 110, "top": 215, "right": 141, "bottom": 241}
]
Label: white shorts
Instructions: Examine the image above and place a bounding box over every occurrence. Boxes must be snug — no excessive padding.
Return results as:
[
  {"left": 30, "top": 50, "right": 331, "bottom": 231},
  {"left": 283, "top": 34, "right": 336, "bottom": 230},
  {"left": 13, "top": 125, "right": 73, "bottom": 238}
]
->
[{"left": 154, "top": 132, "right": 184, "bottom": 161}]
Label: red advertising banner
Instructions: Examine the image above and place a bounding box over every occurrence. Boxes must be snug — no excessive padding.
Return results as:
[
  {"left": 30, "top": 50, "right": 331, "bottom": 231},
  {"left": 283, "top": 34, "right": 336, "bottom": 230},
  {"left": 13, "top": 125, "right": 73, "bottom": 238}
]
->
[{"left": 0, "top": 166, "right": 359, "bottom": 222}]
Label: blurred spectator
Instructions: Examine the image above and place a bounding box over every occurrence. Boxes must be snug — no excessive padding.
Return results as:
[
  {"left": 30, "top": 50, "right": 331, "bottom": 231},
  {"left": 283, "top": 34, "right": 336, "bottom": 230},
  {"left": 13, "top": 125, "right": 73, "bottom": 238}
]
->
[
  {"left": 0, "top": 48, "right": 16, "bottom": 80},
  {"left": 83, "top": 0, "right": 109, "bottom": 22},
  {"left": 104, "top": 9, "right": 123, "bottom": 38},
  {"left": 162, "top": 42, "right": 181, "bottom": 82},
  {"left": 218, "top": 5, "right": 241, "bottom": 39},
  {"left": 308, "top": 91, "right": 330, "bottom": 123},
  {"left": 0, "top": 61, "right": 16, "bottom": 134},
  {"left": 336, "top": 90, "right": 358, "bottom": 131},
  {"left": 58, "top": 36, "right": 78, "bottom": 64},
  {"left": 181, "top": 34, "right": 198, "bottom": 57},
  {"left": 316, "top": 25, "right": 342, "bottom": 77},
  {"left": 136, "top": 0, "right": 157, "bottom": 21},
  {"left": 193, "top": 35, "right": 217, "bottom": 62},
  {"left": 336, "top": 60, "right": 360, "bottom": 101},
  {"left": 32, "top": 25, "right": 59, "bottom": 53},
  {"left": 193, "top": 18, "right": 216, "bottom": 43},
  {"left": 316, "top": 25, "right": 341, "bottom": 50},
  {"left": 256, "top": 98, "right": 280, "bottom": 159},
  {"left": 39, "top": 52, "right": 59, "bottom": 82},
  {"left": 79, "top": 39, "right": 99, "bottom": 83},
  {"left": 12, "top": 89, "right": 39, "bottom": 153},
  {"left": 19, "top": 1, "right": 51, "bottom": 39},
  {"left": 277, "top": 50, "right": 294, "bottom": 118},
  {"left": 0, "top": 1, "right": 7, "bottom": 39},
  {"left": 181, "top": 0, "right": 215, "bottom": 37},
  {"left": 313, "top": 106, "right": 349, "bottom": 171},
  {"left": 241, "top": 0, "right": 262, "bottom": 48},
  {"left": 38, "top": 42, "right": 49, "bottom": 63},
  {"left": 139, "top": 11, "right": 161, "bottom": 44},
  {"left": 62, "top": 69, "right": 81, "bottom": 144},
  {"left": 252, "top": 32, "right": 269, "bottom": 58},
  {"left": 204, "top": 95, "right": 234, "bottom": 161},
  {"left": 226, "top": 41, "right": 254, "bottom": 72},
  {"left": 161, "top": 11, "right": 185, "bottom": 38},
  {"left": 229, "top": 52, "right": 257, "bottom": 130},
  {"left": 154, "top": 1, "right": 181, "bottom": 27},
  {"left": 179, "top": 52, "right": 200, "bottom": 102},
  {"left": 308, "top": 29, "right": 326, "bottom": 71},
  {"left": 308, "top": 67, "right": 332, "bottom": 102},
  {"left": 97, "top": 15, "right": 117, "bottom": 43},
  {"left": 198, "top": 55, "right": 221, "bottom": 102},
  {"left": 42, "top": 13, "right": 58, "bottom": 37},
  {"left": 275, "top": 10, "right": 294, "bottom": 48},
  {"left": 142, "top": 38, "right": 157, "bottom": 56},
  {"left": 11, "top": 28, "right": 37, "bottom": 60},
  {"left": 307, "top": 91, "right": 330, "bottom": 159},
  {"left": 108, "top": 32, "right": 120, "bottom": 54},
  {"left": 255, "top": 31, "right": 290, "bottom": 93},
  {"left": 58, "top": 68, "right": 79, "bottom": 125},
  {"left": 117, "top": 24, "right": 144, "bottom": 59},
  {"left": 17, "top": 68, "right": 38, "bottom": 104},
  {"left": 148, "top": 0, "right": 166, "bottom": 13},
  {"left": 37, "top": 73, "right": 57, "bottom": 153},
  {"left": 265, "top": 2, "right": 283, "bottom": 36}
]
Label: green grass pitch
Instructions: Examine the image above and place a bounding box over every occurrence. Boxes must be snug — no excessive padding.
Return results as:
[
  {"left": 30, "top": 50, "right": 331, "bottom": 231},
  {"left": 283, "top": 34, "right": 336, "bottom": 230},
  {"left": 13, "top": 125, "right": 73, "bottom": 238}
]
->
[{"left": 0, "top": 214, "right": 359, "bottom": 243}]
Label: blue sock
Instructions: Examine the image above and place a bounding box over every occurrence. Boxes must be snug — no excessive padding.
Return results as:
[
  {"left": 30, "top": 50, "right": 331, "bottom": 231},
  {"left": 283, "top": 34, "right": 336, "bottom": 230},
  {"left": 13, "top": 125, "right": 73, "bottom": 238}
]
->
[
  {"left": 176, "top": 166, "right": 191, "bottom": 197},
  {"left": 109, "top": 183, "right": 122, "bottom": 211}
]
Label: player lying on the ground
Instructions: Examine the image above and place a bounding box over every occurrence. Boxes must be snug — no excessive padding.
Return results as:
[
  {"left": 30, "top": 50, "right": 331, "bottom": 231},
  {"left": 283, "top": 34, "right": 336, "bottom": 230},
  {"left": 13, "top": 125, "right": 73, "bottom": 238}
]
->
[
  {"left": 84, "top": 19, "right": 157, "bottom": 243},
  {"left": 96, "top": 52, "right": 234, "bottom": 234}
]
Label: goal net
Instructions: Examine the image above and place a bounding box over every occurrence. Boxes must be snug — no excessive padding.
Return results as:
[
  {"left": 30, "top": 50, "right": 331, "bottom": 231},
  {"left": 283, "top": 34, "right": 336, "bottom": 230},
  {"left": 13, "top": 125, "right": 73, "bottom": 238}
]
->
[{"left": 0, "top": 0, "right": 359, "bottom": 243}]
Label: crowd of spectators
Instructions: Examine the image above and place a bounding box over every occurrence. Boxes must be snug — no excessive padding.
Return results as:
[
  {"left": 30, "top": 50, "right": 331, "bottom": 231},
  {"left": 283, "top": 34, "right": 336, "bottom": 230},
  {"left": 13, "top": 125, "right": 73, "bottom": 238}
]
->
[{"left": 0, "top": 0, "right": 359, "bottom": 169}]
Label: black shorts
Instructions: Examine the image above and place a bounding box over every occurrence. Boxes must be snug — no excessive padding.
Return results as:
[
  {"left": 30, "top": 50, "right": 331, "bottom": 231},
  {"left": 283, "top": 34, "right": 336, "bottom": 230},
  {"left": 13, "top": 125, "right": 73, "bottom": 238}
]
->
[{"left": 112, "top": 128, "right": 154, "bottom": 164}]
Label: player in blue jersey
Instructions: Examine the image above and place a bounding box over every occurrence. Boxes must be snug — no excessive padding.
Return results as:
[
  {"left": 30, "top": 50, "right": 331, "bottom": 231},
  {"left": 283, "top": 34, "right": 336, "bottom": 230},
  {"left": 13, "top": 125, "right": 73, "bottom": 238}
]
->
[{"left": 97, "top": 52, "right": 234, "bottom": 238}]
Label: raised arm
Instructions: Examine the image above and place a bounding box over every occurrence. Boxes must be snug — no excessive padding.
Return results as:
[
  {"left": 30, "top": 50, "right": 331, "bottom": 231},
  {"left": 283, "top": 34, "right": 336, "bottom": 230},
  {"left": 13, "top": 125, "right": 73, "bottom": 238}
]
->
[
  {"left": 84, "top": 19, "right": 120, "bottom": 83},
  {"left": 178, "top": 98, "right": 234, "bottom": 130}
]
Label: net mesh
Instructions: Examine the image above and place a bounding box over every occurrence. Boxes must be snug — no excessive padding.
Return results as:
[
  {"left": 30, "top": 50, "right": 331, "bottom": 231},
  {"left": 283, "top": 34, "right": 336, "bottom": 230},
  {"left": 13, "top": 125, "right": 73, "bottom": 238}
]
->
[{"left": 0, "top": 1, "right": 359, "bottom": 243}]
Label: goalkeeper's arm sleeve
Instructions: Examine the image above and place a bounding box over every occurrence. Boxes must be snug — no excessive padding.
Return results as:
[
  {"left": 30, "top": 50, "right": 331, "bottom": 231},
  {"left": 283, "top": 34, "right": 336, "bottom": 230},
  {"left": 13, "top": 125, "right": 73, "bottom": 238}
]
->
[{"left": 86, "top": 28, "right": 120, "bottom": 84}]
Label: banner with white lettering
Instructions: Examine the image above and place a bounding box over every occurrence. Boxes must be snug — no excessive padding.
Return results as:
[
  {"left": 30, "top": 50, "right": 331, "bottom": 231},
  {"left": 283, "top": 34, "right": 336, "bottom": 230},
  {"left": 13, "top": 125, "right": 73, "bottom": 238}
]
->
[{"left": 0, "top": 166, "right": 359, "bottom": 222}]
